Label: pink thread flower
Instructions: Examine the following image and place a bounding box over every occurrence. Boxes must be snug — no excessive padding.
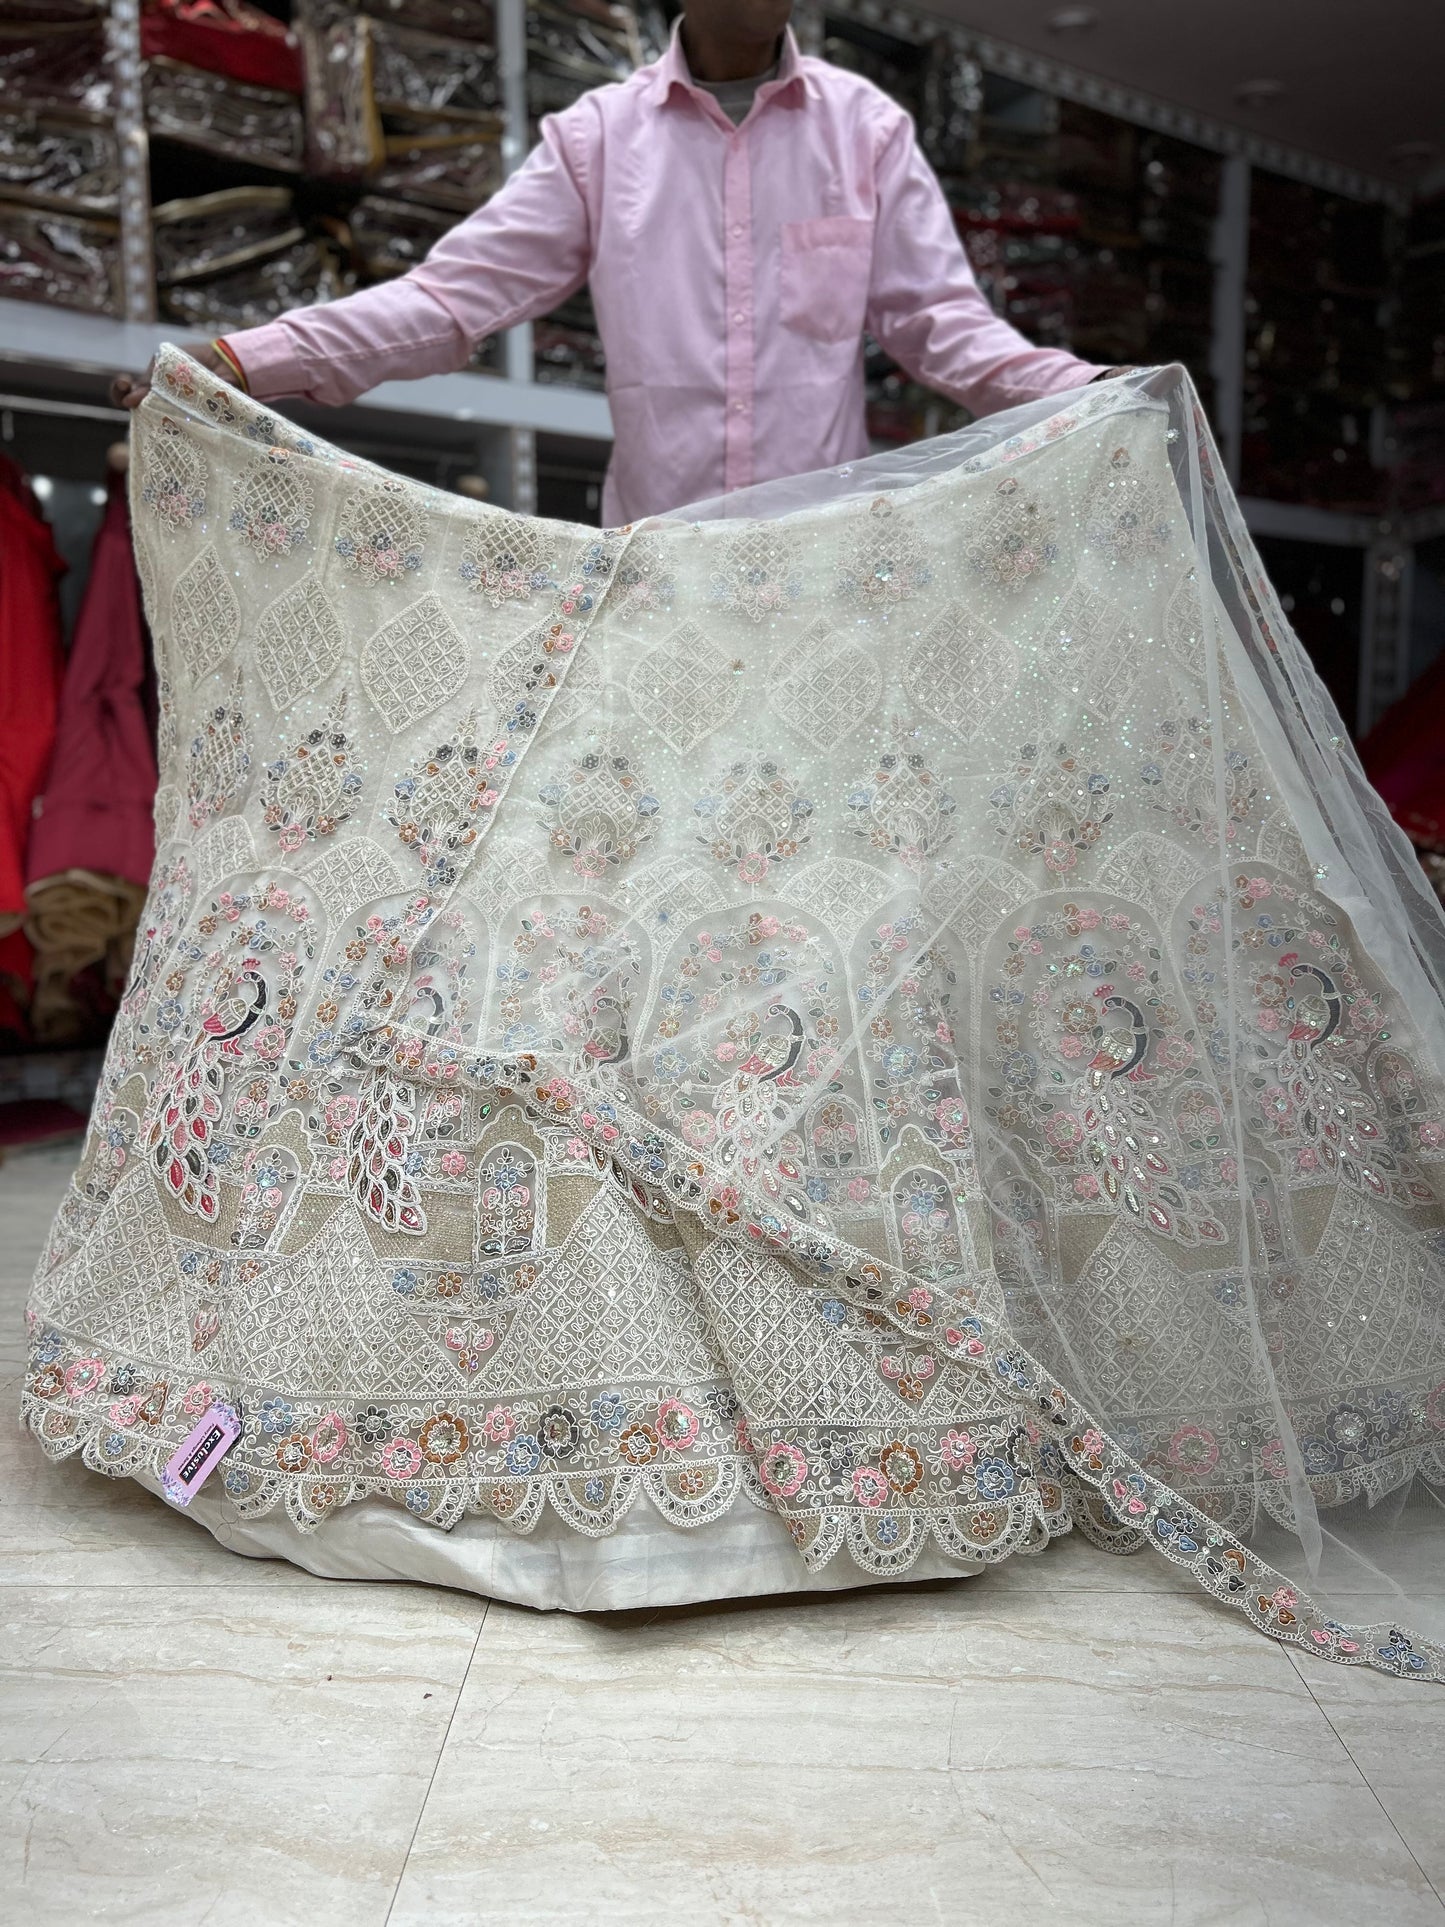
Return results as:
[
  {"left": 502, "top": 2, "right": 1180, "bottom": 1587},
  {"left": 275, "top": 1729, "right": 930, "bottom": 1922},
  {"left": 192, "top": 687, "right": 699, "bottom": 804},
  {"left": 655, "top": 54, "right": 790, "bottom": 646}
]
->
[
  {"left": 656, "top": 1398, "right": 700, "bottom": 1451},
  {"left": 379, "top": 1437, "right": 423, "bottom": 1479},
  {"left": 1167, "top": 1424, "right": 1220, "bottom": 1477},
  {"left": 311, "top": 1413, "right": 348, "bottom": 1464},
  {"left": 64, "top": 1357, "right": 105, "bottom": 1398},
  {"left": 759, "top": 1441, "right": 808, "bottom": 1497}
]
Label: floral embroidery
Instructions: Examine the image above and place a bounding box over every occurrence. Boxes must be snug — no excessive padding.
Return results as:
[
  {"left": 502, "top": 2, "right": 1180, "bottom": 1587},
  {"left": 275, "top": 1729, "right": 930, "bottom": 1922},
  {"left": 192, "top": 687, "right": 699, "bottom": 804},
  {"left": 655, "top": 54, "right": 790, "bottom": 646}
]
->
[
  {"left": 965, "top": 476, "right": 1058, "bottom": 590},
  {"left": 1087, "top": 447, "right": 1178, "bottom": 565},
  {"left": 389, "top": 713, "right": 493, "bottom": 887},
  {"left": 335, "top": 485, "right": 424, "bottom": 583},
  {"left": 990, "top": 742, "right": 1110, "bottom": 876},
  {"left": 837, "top": 496, "right": 931, "bottom": 606},
  {"left": 459, "top": 516, "right": 557, "bottom": 604},
  {"left": 710, "top": 526, "right": 804, "bottom": 623},
  {"left": 141, "top": 417, "right": 207, "bottom": 528},
  {"left": 230, "top": 447, "right": 312, "bottom": 557}
]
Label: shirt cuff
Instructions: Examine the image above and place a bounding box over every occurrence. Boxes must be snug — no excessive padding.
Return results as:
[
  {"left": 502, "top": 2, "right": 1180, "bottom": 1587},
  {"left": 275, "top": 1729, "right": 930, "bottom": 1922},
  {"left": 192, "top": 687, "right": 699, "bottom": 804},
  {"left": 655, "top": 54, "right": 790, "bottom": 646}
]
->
[
  {"left": 1048, "top": 354, "right": 1110, "bottom": 392},
  {"left": 216, "top": 321, "right": 310, "bottom": 401}
]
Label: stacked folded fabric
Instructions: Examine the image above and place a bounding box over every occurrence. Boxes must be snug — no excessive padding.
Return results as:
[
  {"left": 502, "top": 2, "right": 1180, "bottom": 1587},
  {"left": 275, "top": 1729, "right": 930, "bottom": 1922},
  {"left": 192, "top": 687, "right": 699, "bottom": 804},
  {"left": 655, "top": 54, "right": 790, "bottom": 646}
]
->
[
  {"left": 0, "top": 4, "right": 119, "bottom": 310},
  {"left": 152, "top": 184, "right": 350, "bottom": 333}
]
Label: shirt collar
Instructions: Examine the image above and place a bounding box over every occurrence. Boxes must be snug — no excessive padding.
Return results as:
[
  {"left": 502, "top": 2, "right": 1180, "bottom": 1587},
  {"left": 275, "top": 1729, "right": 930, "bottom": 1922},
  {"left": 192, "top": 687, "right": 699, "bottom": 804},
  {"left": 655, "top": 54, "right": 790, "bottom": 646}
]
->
[{"left": 652, "top": 19, "right": 810, "bottom": 111}]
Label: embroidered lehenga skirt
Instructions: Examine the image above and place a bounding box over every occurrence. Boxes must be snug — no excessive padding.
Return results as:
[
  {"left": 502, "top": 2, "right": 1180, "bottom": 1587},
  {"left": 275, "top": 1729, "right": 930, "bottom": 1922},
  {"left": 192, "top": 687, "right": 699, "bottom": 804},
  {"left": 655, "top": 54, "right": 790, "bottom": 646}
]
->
[{"left": 20, "top": 350, "right": 1445, "bottom": 1680}]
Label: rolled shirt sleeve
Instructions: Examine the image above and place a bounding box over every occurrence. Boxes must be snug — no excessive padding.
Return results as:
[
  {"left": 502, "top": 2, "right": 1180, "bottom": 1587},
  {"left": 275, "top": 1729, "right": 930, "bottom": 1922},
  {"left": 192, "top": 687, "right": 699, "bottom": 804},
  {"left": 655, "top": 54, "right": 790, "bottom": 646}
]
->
[
  {"left": 865, "top": 109, "right": 1105, "bottom": 418},
  {"left": 220, "top": 111, "right": 594, "bottom": 406}
]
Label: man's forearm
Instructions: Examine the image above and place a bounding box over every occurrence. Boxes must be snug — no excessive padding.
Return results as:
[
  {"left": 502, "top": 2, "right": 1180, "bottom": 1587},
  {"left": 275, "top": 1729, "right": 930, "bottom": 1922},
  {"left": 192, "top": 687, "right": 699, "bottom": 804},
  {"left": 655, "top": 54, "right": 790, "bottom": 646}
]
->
[{"left": 221, "top": 275, "right": 475, "bottom": 406}]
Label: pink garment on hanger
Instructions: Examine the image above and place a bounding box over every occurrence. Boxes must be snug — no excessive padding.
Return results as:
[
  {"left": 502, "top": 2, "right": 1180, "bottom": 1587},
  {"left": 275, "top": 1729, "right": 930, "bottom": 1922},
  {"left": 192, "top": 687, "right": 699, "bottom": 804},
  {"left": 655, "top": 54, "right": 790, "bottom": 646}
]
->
[
  {"left": 0, "top": 454, "right": 65, "bottom": 929},
  {"left": 28, "top": 471, "right": 156, "bottom": 891}
]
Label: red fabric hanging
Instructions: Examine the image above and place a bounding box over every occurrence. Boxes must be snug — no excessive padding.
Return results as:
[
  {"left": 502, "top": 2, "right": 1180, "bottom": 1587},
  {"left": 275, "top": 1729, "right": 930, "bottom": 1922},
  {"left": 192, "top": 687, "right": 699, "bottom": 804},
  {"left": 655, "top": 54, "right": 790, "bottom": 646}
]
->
[
  {"left": 141, "top": 0, "right": 305, "bottom": 96},
  {"left": 0, "top": 456, "right": 66, "bottom": 937},
  {"left": 1360, "top": 651, "right": 1445, "bottom": 854},
  {"left": 28, "top": 469, "right": 157, "bottom": 892}
]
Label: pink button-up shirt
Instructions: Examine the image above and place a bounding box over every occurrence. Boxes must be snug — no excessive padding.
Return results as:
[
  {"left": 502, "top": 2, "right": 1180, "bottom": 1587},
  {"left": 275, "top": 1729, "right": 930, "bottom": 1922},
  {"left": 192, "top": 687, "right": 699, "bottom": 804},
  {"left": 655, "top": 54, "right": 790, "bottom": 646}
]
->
[{"left": 225, "top": 28, "right": 1103, "bottom": 523}]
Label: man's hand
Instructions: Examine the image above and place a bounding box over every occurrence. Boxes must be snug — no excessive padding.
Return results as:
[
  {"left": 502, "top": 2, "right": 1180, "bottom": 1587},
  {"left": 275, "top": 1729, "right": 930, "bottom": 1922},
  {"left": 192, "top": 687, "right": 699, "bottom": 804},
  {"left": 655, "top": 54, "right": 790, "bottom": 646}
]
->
[{"left": 111, "top": 339, "right": 237, "bottom": 411}]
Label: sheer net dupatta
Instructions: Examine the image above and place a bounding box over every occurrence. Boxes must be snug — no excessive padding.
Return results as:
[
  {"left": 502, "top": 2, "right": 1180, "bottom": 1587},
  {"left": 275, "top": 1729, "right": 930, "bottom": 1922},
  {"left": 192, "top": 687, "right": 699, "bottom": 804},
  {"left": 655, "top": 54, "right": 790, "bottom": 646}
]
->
[
  {"left": 667, "top": 364, "right": 1445, "bottom": 1676},
  {"left": 26, "top": 347, "right": 1445, "bottom": 1681}
]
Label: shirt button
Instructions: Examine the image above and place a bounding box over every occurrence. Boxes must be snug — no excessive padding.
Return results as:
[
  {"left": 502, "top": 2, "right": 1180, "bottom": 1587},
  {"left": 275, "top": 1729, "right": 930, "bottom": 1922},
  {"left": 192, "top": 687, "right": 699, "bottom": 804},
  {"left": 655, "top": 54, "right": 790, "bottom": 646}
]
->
[
  {"left": 733, "top": 311, "right": 745, "bottom": 324},
  {"left": 732, "top": 224, "right": 744, "bottom": 237},
  {"left": 733, "top": 401, "right": 746, "bottom": 413}
]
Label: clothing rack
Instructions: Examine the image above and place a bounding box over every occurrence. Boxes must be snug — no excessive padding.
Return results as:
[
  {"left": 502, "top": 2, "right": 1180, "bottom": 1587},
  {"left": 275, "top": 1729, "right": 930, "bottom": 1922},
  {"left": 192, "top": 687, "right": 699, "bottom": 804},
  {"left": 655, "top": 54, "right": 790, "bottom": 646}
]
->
[
  {"left": 0, "top": 393, "right": 130, "bottom": 422},
  {"left": 0, "top": 393, "right": 131, "bottom": 433}
]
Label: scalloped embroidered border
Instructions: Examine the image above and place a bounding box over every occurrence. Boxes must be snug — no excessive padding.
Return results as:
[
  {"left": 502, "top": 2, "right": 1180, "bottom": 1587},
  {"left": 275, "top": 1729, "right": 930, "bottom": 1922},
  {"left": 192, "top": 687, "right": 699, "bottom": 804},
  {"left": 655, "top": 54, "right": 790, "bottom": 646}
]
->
[{"left": 19, "top": 1394, "right": 1073, "bottom": 1580}]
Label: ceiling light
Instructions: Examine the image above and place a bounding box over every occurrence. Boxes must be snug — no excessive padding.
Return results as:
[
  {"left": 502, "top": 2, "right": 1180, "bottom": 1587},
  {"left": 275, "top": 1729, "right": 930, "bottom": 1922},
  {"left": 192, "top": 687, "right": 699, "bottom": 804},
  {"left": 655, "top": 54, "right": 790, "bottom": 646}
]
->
[
  {"left": 1046, "top": 7, "right": 1098, "bottom": 30},
  {"left": 1235, "top": 78, "right": 1285, "bottom": 108}
]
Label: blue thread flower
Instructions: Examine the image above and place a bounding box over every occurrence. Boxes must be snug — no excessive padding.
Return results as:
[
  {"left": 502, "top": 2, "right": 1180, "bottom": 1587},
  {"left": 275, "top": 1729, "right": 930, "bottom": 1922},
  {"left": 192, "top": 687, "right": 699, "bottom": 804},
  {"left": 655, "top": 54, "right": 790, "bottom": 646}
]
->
[
  {"left": 975, "top": 1457, "right": 1017, "bottom": 1500},
  {"left": 503, "top": 1434, "right": 542, "bottom": 1476},
  {"left": 590, "top": 1392, "right": 627, "bottom": 1432}
]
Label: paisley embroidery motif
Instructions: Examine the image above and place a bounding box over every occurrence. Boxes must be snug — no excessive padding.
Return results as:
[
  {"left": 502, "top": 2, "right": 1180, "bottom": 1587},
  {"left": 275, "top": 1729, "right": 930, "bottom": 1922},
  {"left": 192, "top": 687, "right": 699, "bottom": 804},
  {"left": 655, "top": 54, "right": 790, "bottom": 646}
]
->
[
  {"left": 540, "top": 747, "right": 659, "bottom": 879},
  {"left": 695, "top": 756, "right": 814, "bottom": 884},
  {"left": 847, "top": 746, "right": 956, "bottom": 871},
  {"left": 184, "top": 671, "right": 251, "bottom": 831},
  {"left": 261, "top": 692, "right": 360, "bottom": 851}
]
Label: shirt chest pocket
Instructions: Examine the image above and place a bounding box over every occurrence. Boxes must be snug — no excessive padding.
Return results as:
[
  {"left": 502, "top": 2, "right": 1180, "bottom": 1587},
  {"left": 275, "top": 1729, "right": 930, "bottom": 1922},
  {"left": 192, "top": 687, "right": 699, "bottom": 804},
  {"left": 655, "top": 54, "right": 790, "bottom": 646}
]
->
[{"left": 778, "top": 216, "right": 874, "bottom": 345}]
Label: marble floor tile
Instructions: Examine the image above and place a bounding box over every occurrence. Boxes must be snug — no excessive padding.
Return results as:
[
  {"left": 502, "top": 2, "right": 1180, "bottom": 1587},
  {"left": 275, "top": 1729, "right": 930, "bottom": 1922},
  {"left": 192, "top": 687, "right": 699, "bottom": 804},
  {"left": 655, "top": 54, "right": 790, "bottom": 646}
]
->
[
  {"left": 388, "top": 1585, "right": 1443, "bottom": 1927},
  {"left": 0, "top": 1484, "right": 325, "bottom": 1590},
  {"left": 1286, "top": 1648, "right": 1445, "bottom": 1901},
  {"left": 1, "top": 1581, "right": 485, "bottom": 1926}
]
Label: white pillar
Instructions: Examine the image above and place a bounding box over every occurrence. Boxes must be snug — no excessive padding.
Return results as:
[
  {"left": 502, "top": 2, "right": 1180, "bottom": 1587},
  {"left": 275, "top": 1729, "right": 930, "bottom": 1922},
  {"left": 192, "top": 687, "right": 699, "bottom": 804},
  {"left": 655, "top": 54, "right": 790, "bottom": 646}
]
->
[{"left": 106, "top": 0, "right": 156, "bottom": 323}]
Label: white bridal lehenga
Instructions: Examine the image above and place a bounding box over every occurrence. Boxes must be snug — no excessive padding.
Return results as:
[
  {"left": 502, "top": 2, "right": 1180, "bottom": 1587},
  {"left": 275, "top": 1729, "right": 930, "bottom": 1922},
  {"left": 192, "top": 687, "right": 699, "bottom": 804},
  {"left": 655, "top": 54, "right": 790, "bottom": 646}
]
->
[{"left": 21, "top": 349, "right": 1445, "bottom": 1679}]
